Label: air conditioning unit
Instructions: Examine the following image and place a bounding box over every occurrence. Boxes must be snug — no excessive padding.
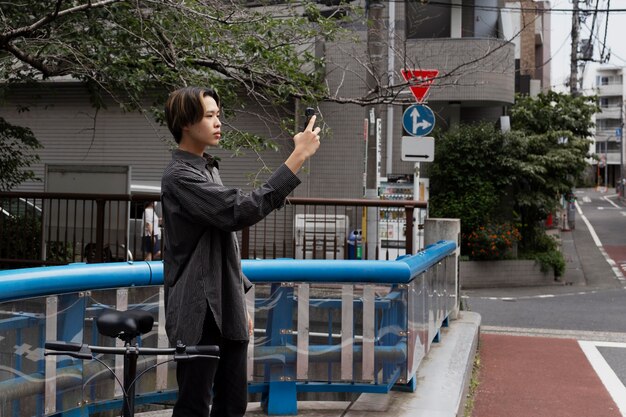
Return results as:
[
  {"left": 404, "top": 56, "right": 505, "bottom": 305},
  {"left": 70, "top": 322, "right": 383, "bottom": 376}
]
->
[{"left": 294, "top": 214, "right": 349, "bottom": 260}]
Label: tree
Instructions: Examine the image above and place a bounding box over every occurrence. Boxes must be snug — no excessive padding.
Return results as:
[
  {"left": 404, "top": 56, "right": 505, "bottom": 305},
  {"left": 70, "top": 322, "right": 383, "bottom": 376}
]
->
[
  {"left": 0, "top": 1, "right": 538, "bottom": 189},
  {"left": 0, "top": 117, "right": 41, "bottom": 191},
  {"left": 0, "top": 1, "right": 355, "bottom": 111},
  {"left": 430, "top": 91, "right": 596, "bottom": 259},
  {"left": 508, "top": 91, "right": 597, "bottom": 248},
  {"left": 0, "top": 1, "right": 356, "bottom": 187}
]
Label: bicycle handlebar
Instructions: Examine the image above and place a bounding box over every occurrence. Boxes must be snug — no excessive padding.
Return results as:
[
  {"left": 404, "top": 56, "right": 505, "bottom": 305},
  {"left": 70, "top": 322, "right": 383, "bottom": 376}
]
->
[{"left": 45, "top": 341, "right": 219, "bottom": 361}]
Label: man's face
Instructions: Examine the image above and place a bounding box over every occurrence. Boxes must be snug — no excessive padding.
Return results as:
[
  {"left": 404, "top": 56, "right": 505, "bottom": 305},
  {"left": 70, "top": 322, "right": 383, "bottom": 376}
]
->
[{"left": 184, "top": 96, "right": 222, "bottom": 147}]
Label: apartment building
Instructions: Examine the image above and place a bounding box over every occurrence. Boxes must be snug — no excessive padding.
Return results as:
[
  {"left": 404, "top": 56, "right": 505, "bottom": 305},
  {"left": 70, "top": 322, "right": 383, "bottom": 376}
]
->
[{"left": 592, "top": 66, "right": 625, "bottom": 187}]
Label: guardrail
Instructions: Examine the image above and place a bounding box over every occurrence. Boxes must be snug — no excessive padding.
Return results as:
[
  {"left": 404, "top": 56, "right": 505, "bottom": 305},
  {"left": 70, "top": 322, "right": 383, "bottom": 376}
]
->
[
  {"left": 0, "top": 240, "right": 457, "bottom": 416},
  {"left": 0, "top": 192, "right": 427, "bottom": 268}
]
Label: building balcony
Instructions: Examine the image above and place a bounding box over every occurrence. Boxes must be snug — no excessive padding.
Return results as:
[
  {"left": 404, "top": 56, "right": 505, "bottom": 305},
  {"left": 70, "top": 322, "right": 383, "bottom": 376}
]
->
[
  {"left": 591, "top": 152, "right": 623, "bottom": 165},
  {"left": 595, "top": 128, "right": 622, "bottom": 141},
  {"left": 596, "top": 106, "right": 622, "bottom": 119},
  {"left": 403, "top": 38, "right": 515, "bottom": 105},
  {"left": 596, "top": 83, "right": 623, "bottom": 97}
]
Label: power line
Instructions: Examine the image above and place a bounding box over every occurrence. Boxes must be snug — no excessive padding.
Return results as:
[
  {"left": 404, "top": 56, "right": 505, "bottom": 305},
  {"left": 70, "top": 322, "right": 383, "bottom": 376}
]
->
[
  {"left": 582, "top": 18, "right": 626, "bottom": 64},
  {"left": 399, "top": 0, "right": 626, "bottom": 14}
]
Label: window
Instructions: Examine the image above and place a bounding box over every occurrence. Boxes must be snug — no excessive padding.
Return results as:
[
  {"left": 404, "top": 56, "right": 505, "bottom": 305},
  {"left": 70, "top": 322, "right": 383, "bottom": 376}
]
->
[
  {"left": 406, "top": 0, "right": 451, "bottom": 39},
  {"left": 596, "top": 142, "right": 620, "bottom": 153},
  {"left": 597, "top": 119, "right": 622, "bottom": 130}
]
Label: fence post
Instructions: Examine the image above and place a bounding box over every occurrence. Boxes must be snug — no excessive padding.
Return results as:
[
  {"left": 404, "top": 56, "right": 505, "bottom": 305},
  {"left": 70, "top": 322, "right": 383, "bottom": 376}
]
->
[
  {"left": 262, "top": 283, "right": 297, "bottom": 415},
  {"left": 95, "top": 200, "right": 106, "bottom": 263},
  {"left": 424, "top": 219, "right": 461, "bottom": 319}
]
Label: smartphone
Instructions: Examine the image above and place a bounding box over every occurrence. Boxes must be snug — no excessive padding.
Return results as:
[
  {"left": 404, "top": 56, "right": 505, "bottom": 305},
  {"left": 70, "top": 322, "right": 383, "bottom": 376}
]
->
[{"left": 304, "top": 107, "right": 315, "bottom": 129}]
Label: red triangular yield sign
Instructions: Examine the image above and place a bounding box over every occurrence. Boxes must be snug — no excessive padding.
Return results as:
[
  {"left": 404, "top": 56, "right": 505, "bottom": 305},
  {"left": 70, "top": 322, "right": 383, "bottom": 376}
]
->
[{"left": 401, "top": 69, "right": 439, "bottom": 103}]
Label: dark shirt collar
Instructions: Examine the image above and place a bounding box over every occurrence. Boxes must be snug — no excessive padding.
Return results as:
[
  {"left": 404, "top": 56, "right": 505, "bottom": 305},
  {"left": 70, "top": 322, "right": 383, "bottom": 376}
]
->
[{"left": 172, "top": 149, "right": 219, "bottom": 170}]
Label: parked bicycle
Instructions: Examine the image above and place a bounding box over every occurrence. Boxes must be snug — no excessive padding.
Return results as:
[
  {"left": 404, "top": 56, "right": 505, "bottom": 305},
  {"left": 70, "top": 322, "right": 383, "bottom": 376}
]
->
[{"left": 45, "top": 308, "right": 219, "bottom": 417}]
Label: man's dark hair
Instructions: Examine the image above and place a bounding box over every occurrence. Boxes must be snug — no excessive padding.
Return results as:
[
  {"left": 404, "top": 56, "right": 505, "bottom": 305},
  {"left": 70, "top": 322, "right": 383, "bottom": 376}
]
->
[{"left": 164, "top": 87, "right": 220, "bottom": 144}]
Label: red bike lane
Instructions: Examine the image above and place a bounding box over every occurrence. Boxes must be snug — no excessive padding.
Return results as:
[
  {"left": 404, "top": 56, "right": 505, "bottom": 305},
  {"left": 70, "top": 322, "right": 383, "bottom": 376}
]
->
[{"left": 472, "top": 334, "right": 622, "bottom": 417}]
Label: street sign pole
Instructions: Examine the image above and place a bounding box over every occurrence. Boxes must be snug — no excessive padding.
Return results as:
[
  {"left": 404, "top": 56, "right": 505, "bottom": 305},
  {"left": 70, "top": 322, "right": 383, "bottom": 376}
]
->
[{"left": 413, "top": 162, "right": 420, "bottom": 253}]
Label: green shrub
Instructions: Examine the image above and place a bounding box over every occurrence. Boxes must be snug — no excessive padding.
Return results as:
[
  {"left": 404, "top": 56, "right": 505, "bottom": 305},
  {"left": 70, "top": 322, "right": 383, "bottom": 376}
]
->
[{"left": 533, "top": 249, "right": 566, "bottom": 277}]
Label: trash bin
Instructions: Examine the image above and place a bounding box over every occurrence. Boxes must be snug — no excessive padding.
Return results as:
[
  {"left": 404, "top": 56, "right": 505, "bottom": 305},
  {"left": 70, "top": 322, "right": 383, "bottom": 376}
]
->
[{"left": 347, "top": 229, "right": 362, "bottom": 260}]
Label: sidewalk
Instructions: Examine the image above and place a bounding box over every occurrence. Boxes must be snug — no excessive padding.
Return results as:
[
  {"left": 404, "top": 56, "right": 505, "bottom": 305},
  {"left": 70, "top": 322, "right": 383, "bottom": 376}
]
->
[{"left": 473, "top": 334, "right": 623, "bottom": 417}]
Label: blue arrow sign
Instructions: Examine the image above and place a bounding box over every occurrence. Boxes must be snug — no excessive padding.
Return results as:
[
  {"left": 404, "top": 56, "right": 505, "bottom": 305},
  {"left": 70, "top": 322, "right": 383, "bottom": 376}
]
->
[{"left": 403, "top": 104, "right": 435, "bottom": 137}]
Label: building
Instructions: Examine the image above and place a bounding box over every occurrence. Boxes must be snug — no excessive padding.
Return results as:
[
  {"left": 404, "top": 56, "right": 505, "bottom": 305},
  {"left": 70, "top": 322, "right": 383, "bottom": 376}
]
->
[{"left": 592, "top": 66, "right": 625, "bottom": 187}]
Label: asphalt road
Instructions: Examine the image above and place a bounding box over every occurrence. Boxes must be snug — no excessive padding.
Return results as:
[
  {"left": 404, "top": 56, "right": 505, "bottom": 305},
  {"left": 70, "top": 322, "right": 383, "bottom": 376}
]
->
[{"left": 464, "top": 188, "right": 626, "bottom": 334}]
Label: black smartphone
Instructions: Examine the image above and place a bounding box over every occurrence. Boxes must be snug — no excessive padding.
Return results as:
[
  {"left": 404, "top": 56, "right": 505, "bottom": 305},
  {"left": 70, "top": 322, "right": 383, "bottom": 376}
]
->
[{"left": 304, "top": 107, "right": 315, "bottom": 129}]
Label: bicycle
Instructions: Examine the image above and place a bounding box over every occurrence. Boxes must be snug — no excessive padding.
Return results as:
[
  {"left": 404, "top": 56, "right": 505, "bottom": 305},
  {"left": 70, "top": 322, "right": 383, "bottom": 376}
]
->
[{"left": 45, "top": 308, "right": 219, "bottom": 417}]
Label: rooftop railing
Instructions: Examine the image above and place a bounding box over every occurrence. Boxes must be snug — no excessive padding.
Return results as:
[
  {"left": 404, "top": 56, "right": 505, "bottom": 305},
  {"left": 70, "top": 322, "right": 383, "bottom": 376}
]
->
[{"left": 0, "top": 239, "right": 457, "bottom": 416}]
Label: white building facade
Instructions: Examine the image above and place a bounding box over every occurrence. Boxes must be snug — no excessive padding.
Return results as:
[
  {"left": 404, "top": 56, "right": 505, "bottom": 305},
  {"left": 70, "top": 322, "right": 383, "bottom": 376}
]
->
[{"left": 593, "top": 66, "right": 625, "bottom": 187}]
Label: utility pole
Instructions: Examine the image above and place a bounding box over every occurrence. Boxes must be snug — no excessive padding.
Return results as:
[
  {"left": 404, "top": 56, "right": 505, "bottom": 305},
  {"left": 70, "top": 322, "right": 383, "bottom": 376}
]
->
[
  {"left": 364, "top": 0, "right": 385, "bottom": 259},
  {"left": 366, "top": 0, "right": 385, "bottom": 194},
  {"left": 569, "top": 0, "right": 581, "bottom": 95},
  {"left": 564, "top": 0, "right": 581, "bottom": 230}
]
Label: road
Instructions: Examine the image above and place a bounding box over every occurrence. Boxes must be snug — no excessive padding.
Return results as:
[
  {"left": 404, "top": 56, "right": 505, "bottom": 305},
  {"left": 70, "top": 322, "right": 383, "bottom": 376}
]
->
[
  {"left": 464, "top": 188, "right": 626, "bottom": 413},
  {"left": 464, "top": 188, "right": 626, "bottom": 333}
]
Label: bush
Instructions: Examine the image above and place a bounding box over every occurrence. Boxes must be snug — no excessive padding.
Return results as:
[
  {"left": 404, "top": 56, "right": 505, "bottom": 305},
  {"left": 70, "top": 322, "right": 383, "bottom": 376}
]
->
[
  {"left": 518, "top": 230, "right": 566, "bottom": 277},
  {"left": 465, "top": 223, "right": 521, "bottom": 260},
  {"left": 534, "top": 249, "right": 566, "bottom": 277}
]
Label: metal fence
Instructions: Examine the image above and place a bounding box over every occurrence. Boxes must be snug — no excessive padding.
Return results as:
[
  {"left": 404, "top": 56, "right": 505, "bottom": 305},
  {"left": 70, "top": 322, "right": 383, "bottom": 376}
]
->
[
  {"left": 0, "top": 240, "right": 457, "bottom": 416},
  {"left": 0, "top": 192, "right": 427, "bottom": 269}
]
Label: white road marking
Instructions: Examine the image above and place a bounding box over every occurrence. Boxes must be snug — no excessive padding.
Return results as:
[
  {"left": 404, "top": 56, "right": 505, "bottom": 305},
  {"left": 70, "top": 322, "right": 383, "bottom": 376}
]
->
[
  {"left": 621, "top": 212, "right": 626, "bottom": 217},
  {"left": 576, "top": 201, "right": 603, "bottom": 247},
  {"left": 461, "top": 290, "right": 602, "bottom": 301},
  {"left": 569, "top": 201, "right": 624, "bottom": 283},
  {"left": 598, "top": 207, "right": 621, "bottom": 210},
  {"left": 482, "top": 326, "right": 626, "bottom": 342},
  {"left": 603, "top": 195, "right": 621, "bottom": 209},
  {"left": 579, "top": 341, "right": 626, "bottom": 416},
  {"left": 582, "top": 196, "right": 592, "bottom": 203}
]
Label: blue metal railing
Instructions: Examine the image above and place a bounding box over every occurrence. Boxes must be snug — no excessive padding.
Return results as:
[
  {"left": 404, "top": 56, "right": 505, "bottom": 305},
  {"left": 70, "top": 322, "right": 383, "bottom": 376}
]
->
[{"left": 0, "top": 240, "right": 457, "bottom": 416}]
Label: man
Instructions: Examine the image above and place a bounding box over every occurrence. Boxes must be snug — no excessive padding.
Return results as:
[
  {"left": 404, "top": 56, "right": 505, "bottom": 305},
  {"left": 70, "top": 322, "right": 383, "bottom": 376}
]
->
[{"left": 161, "top": 86, "right": 320, "bottom": 417}]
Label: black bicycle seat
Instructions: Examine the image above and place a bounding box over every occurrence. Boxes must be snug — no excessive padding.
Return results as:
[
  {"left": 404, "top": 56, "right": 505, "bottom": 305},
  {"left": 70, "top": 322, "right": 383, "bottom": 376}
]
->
[{"left": 96, "top": 309, "right": 154, "bottom": 343}]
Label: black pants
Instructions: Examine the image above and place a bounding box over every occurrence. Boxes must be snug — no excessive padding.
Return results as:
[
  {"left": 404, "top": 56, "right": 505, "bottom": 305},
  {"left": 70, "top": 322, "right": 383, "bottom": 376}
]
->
[{"left": 173, "top": 308, "right": 249, "bottom": 417}]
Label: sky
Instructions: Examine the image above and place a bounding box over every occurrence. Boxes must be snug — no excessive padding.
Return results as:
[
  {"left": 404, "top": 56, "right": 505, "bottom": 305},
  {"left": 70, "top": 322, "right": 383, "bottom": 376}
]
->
[{"left": 549, "top": 0, "right": 626, "bottom": 93}]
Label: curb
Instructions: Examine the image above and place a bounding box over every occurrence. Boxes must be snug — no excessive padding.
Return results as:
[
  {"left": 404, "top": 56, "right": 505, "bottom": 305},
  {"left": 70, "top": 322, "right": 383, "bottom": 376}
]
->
[{"left": 345, "top": 311, "right": 482, "bottom": 417}]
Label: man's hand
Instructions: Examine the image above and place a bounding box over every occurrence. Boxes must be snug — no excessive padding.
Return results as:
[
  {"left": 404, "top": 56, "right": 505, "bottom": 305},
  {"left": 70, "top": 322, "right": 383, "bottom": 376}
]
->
[
  {"left": 248, "top": 312, "right": 254, "bottom": 338},
  {"left": 285, "top": 115, "right": 321, "bottom": 174},
  {"left": 293, "top": 115, "right": 321, "bottom": 159}
]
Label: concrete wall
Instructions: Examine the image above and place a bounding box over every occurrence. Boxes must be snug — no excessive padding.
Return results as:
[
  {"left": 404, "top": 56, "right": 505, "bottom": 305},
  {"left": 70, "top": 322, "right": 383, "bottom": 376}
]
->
[{"left": 460, "top": 260, "right": 556, "bottom": 289}]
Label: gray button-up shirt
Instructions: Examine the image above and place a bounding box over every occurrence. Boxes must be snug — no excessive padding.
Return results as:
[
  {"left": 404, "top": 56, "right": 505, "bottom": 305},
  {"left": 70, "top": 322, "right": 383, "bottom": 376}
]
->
[{"left": 161, "top": 149, "right": 301, "bottom": 343}]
